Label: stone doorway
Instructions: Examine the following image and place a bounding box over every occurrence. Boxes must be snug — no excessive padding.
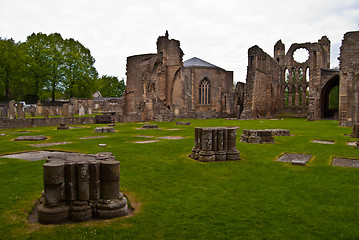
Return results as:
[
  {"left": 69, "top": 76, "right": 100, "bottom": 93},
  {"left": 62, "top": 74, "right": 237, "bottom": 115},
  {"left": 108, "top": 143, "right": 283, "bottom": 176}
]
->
[{"left": 320, "top": 75, "right": 339, "bottom": 119}]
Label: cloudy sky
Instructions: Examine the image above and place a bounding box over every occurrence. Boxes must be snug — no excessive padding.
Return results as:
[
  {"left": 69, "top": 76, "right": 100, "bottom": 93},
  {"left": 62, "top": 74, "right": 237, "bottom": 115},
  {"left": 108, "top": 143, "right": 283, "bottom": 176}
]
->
[{"left": 1, "top": 0, "right": 358, "bottom": 83}]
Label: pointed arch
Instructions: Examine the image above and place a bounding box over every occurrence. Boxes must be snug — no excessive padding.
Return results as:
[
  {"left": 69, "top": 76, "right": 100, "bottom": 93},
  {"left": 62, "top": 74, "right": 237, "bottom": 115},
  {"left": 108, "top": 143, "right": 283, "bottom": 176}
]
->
[{"left": 199, "top": 78, "right": 211, "bottom": 104}]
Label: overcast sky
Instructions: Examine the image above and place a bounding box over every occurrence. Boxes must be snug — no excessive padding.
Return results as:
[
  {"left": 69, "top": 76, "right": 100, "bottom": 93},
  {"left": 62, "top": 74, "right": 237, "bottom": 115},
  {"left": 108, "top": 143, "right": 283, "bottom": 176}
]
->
[{"left": 1, "top": 0, "right": 358, "bottom": 83}]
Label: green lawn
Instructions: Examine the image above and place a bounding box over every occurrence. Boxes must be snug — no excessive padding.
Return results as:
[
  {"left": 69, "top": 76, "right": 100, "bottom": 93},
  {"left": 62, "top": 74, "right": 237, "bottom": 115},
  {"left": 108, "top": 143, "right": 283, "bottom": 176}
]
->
[{"left": 0, "top": 118, "right": 358, "bottom": 239}]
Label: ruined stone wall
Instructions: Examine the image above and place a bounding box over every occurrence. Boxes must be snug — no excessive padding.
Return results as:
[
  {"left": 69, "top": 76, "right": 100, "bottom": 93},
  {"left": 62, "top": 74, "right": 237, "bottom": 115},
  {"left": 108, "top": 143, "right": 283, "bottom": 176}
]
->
[
  {"left": 241, "top": 36, "right": 332, "bottom": 120},
  {"left": 241, "top": 46, "right": 282, "bottom": 119},
  {"left": 0, "top": 117, "right": 95, "bottom": 129},
  {"left": 122, "top": 32, "right": 236, "bottom": 122},
  {"left": 234, "top": 82, "right": 245, "bottom": 118},
  {"left": 180, "top": 67, "right": 235, "bottom": 119},
  {"left": 339, "top": 31, "right": 359, "bottom": 127}
]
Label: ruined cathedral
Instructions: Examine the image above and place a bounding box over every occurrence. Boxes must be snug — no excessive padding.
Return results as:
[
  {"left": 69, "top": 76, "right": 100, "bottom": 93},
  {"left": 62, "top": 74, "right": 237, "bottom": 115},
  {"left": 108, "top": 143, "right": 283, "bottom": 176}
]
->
[
  {"left": 121, "top": 31, "right": 358, "bottom": 127},
  {"left": 122, "top": 32, "right": 237, "bottom": 122},
  {"left": 240, "top": 31, "right": 359, "bottom": 127}
]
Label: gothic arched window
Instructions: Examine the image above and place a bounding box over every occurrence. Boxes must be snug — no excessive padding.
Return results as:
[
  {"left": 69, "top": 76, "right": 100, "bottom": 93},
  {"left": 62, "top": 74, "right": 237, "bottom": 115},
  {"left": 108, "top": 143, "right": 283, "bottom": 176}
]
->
[{"left": 199, "top": 78, "right": 210, "bottom": 104}]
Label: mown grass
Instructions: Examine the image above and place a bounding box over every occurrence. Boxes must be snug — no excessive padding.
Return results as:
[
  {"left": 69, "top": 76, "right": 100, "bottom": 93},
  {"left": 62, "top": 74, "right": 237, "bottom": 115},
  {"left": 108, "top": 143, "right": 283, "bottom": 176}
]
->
[{"left": 0, "top": 118, "right": 358, "bottom": 239}]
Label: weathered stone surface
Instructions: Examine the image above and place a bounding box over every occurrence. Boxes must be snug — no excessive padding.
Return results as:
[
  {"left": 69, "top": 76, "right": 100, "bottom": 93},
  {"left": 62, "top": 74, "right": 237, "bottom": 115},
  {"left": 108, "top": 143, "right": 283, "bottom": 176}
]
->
[
  {"left": 122, "top": 32, "right": 237, "bottom": 122},
  {"left": 37, "top": 203, "right": 70, "bottom": 224},
  {"left": 141, "top": 124, "right": 158, "bottom": 129},
  {"left": 176, "top": 121, "right": 191, "bottom": 125},
  {"left": 351, "top": 123, "right": 359, "bottom": 138},
  {"left": 240, "top": 130, "right": 274, "bottom": 144},
  {"left": 57, "top": 123, "right": 69, "bottom": 130},
  {"left": 332, "top": 157, "right": 359, "bottom": 168},
  {"left": 276, "top": 153, "right": 312, "bottom": 165},
  {"left": 14, "top": 135, "right": 47, "bottom": 141},
  {"left": 94, "top": 127, "right": 115, "bottom": 133},
  {"left": 37, "top": 152, "right": 128, "bottom": 224},
  {"left": 191, "top": 127, "right": 240, "bottom": 161}
]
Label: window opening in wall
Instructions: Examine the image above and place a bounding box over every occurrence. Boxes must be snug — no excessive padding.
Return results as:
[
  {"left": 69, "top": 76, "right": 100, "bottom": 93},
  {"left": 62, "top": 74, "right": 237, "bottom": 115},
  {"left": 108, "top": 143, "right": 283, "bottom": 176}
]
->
[
  {"left": 285, "top": 69, "right": 290, "bottom": 83},
  {"left": 293, "top": 48, "right": 309, "bottom": 63},
  {"left": 306, "top": 86, "right": 309, "bottom": 106},
  {"left": 329, "top": 85, "right": 339, "bottom": 110},
  {"left": 199, "top": 78, "right": 210, "bottom": 104},
  {"left": 298, "top": 67, "right": 304, "bottom": 82},
  {"left": 292, "top": 86, "right": 296, "bottom": 106},
  {"left": 306, "top": 67, "right": 310, "bottom": 82},
  {"left": 285, "top": 86, "right": 289, "bottom": 106},
  {"left": 299, "top": 86, "right": 303, "bottom": 106},
  {"left": 292, "top": 68, "right": 296, "bottom": 83},
  {"left": 250, "top": 56, "right": 254, "bottom": 67}
]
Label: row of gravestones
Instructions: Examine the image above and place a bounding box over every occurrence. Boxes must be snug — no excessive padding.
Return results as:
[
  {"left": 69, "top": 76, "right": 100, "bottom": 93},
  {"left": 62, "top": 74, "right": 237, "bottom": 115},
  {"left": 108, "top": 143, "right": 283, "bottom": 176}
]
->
[{"left": 1, "top": 101, "right": 92, "bottom": 119}]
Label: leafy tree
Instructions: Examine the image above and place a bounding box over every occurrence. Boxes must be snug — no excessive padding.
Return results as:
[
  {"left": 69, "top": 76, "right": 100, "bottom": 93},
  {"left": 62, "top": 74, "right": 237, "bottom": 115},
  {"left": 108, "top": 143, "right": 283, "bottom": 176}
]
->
[
  {"left": 23, "top": 33, "right": 51, "bottom": 101},
  {"left": 0, "top": 38, "right": 25, "bottom": 101},
  {"left": 62, "top": 38, "right": 98, "bottom": 98},
  {"left": 98, "top": 75, "right": 126, "bottom": 97}
]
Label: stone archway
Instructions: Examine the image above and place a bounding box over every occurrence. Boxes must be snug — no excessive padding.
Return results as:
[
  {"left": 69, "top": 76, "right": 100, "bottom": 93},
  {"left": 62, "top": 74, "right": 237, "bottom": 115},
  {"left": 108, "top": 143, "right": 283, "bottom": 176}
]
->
[{"left": 320, "top": 75, "right": 339, "bottom": 119}]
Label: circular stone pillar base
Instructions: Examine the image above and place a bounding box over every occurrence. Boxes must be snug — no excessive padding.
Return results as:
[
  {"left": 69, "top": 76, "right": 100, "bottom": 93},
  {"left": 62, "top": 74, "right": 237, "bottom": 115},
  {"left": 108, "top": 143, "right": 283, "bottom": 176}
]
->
[{"left": 37, "top": 203, "right": 70, "bottom": 224}]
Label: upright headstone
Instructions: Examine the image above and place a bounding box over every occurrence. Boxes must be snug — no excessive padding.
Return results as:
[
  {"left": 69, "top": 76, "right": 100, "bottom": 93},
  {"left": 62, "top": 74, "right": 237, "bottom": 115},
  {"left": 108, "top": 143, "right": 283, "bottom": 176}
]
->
[
  {"left": 29, "top": 106, "right": 36, "bottom": 117},
  {"left": 62, "top": 103, "right": 69, "bottom": 117},
  {"left": 79, "top": 105, "right": 85, "bottom": 116},
  {"left": 88, "top": 107, "right": 93, "bottom": 115},
  {"left": 43, "top": 108, "right": 49, "bottom": 118},
  {"left": 36, "top": 101, "right": 43, "bottom": 116},
  {"left": 8, "top": 100, "right": 16, "bottom": 119},
  {"left": 351, "top": 123, "right": 359, "bottom": 138},
  {"left": 69, "top": 104, "right": 74, "bottom": 117},
  {"left": 16, "top": 102, "right": 25, "bottom": 119}
]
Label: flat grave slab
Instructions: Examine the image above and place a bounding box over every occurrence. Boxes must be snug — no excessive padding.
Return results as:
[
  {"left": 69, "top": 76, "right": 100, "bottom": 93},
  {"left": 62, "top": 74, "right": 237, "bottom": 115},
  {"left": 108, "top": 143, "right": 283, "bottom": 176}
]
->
[
  {"left": 133, "top": 140, "right": 159, "bottom": 144},
  {"left": 30, "top": 142, "right": 72, "bottom": 147},
  {"left": 347, "top": 141, "right": 358, "bottom": 146},
  {"left": 79, "top": 136, "right": 108, "bottom": 139},
  {"left": 312, "top": 139, "right": 335, "bottom": 144},
  {"left": 14, "top": 135, "right": 47, "bottom": 141},
  {"left": 332, "top": 157, "right": 359, "bottom": 168},
  {"left": 276, "top": 153, "right": 313, "bottom": 166},
  {"left": 136, "top": 135, "right": 154, "bottom": 138},
  {"left": 157, "top": 136, "right": 185, "bottom": 140}
]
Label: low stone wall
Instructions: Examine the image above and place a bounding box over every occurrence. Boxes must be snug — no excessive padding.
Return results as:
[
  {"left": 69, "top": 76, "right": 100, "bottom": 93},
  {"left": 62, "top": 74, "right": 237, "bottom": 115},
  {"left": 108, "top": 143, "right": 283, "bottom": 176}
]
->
[
  {"left": 0, "top": 117, "right": 96, "bottom": 129},
  {"left": 240, "top": 130, "right": 274, "bottom": 144}
]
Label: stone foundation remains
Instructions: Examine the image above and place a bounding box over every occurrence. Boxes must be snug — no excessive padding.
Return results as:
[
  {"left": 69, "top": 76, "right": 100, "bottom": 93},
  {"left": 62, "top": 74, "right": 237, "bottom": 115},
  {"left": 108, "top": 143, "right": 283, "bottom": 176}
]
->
[
  {"left": 265, "top": 129, "right": 290, "bottom": 136},
  {"left": 240, "top": 130, "right": 274, "bottom": 144},
  {"left": 142, "top": 125, "right": 159, "bottom": 129},
  {"left": 37, "top": 152, "right": 128, "bottom": 224},
  {"left": 191, "top": 127, "right": 240, "bottom": 161},
  {"left": 15, "top": 135, "right": 47, "bottom": 141},
  {"left": 94, "top": 127, "right": 116, "bottom": 133}
]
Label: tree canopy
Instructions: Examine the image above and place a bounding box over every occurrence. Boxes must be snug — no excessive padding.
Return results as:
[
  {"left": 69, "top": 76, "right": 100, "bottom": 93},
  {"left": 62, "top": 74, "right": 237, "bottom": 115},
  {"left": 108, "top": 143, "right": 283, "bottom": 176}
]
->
[{"left": 0, "top": 32, "right": 125, "bottom": 102}]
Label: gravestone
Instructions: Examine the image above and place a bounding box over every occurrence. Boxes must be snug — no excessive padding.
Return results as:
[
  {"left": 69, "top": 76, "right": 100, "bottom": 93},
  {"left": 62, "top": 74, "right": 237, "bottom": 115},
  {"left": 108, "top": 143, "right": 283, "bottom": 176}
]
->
[
  {"left": 62, "top": 103, "right": 69, "bottom": 117},
  {"left": 88, "top": 107, "right": 93, "bottom": 115},
  {"left": 29, "top": 106, "right": 36, "bottom": 117},
  {"left": 9, "top": 100, "right": 16, "bottom": 119},
  {"left": 43, "top": 108, "right": 49, "bottom": 118},
  {"left": 16, "top": 102, "right": 25, "bottom": 119},
  {"left": 352, "top": 123, "right": 359, "bottom": 138},
  {"left": 36, "top": 101, "right": 43, "bottom": 116},
  {"left": 15, "top": 135, "right": 47, "bottom": 141},
  {"left": 79, "top": 105, "right": 85, "bottom": 116}
]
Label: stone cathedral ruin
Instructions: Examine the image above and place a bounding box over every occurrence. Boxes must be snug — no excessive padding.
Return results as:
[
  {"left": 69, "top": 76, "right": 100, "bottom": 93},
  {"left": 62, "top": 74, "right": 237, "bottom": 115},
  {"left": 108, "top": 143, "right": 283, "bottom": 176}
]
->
[{"left": 0, "top": 31, "right": 358, "bottom": 128}]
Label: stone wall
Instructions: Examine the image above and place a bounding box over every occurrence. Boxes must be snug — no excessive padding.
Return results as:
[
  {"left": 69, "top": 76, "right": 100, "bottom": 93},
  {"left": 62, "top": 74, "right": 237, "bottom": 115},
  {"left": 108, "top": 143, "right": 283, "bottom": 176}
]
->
[
  {"left": 241, "top": 46, "right": 282, "bottom": 119},
  {"left": 339, "top": 31, "right": 359, "bottom": 127},
  {"left": 122, "top": 32, "right": 237, "bottom": 122},
  {"left": 241, "top": 36, "right": 333, "bottom": 120},
  {"left": 0, "top": 117, "right": 95, "bottom": 129}
]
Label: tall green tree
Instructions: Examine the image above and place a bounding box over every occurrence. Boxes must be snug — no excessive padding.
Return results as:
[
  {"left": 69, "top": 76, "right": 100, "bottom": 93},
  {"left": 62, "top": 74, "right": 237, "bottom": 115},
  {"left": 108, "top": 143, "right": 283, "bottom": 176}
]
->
[
  {"left": 62, "top": 38, "right": 98, "bottom": 98},
  {"left": 23, "top": 33, "right": 51, "bottom": 101},
  {"left": 0, "top": 38, "right": 25, "bottom": 101},
  {"left": 98, "top": 75, "right": 126, "bottom": 97}
]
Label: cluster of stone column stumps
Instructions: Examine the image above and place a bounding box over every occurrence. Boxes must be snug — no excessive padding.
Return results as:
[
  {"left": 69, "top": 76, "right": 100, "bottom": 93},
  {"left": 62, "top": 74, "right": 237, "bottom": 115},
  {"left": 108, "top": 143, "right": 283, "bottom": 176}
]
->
[
  {"left": 37, "top": 152, "right": 128, "bottom": 224},
  {"left": 191, "top": 127, "right": 240, "bottom": 161}
]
